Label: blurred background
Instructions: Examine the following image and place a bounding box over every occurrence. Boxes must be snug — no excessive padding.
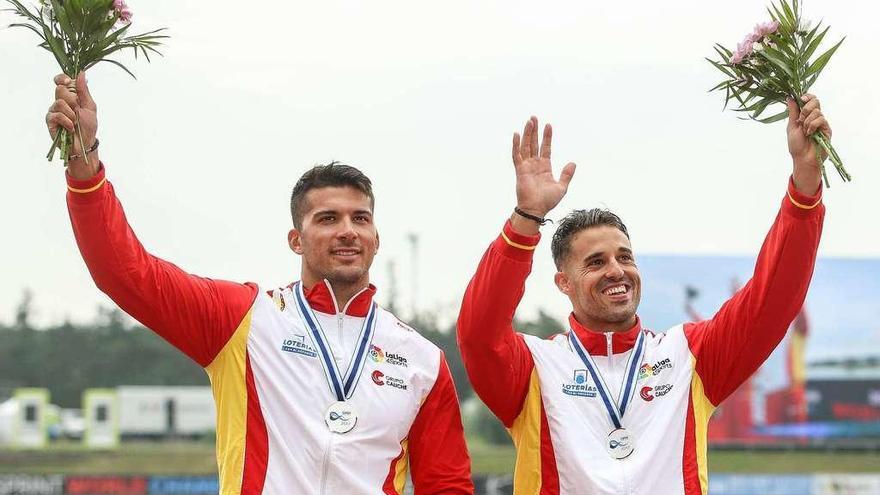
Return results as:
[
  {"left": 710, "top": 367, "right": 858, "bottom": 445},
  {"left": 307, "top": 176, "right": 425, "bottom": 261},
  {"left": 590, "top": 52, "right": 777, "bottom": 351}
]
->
[
  {"left": 1, "top": 254, "right": 877, "bottom": 494},
  {"left": 2, "top": 0, "right": 878, "bottom": 493}
]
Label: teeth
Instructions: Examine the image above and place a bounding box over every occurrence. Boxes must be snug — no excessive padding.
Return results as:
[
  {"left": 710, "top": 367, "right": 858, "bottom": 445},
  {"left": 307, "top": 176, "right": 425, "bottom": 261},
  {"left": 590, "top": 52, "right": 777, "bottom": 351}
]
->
[{"left": 605, "top": 286, "right": 626, "bottom": 295}]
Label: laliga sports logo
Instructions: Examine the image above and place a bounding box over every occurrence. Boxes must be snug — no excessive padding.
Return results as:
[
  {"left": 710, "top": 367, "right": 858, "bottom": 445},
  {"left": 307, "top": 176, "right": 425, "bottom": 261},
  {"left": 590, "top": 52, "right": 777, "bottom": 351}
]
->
[
  {"left": 371, "top": 370, "right": 385, "bottom": 386},
  {"left": 369, "top": 345, "right": 385, "bottom": 363}
]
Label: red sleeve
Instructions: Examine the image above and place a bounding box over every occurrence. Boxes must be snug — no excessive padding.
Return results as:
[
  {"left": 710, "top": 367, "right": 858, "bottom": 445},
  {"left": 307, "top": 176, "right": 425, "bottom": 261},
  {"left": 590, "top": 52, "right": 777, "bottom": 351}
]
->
[
  {"left": 684, "top": 178, "right": 824, "bottom": 406},
  {"left": 66, "top": 165, "right": 258, "bottom": 367},
  {"left": 405, "top": 356, "right": 474, "bottom": 495},
  {"left": 456, "top": 220, "right": 537, "bottom": 426}
]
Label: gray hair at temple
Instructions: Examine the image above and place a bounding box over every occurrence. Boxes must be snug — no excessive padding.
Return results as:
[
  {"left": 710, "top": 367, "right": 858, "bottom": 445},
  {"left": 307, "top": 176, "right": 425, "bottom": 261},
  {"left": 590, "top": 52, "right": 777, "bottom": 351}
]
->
[{"left": 550, "top": 209, "right": 631, "bottom": 270}]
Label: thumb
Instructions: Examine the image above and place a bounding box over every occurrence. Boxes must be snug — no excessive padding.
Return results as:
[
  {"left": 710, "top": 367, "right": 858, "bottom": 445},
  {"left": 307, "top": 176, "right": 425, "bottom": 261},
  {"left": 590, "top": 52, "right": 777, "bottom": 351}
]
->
[
  {"left": 558, "top": 162, "right": 576, "bottom": 189},
  {"left": 786, "top": 97, "right": 799, "bottom": 128},
  {"left": 76, "top": 72, "right": 96, "bottom": 109}
]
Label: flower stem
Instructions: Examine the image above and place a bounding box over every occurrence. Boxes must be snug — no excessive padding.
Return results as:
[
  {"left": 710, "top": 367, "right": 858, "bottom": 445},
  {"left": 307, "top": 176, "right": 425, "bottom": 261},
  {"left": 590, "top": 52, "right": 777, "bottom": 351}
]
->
[
  {"left": 811, "top": 132, "right": 850, "bottom": 187},
  {"left": 47, "top": 129, "right": 64, "bottom": 161}
]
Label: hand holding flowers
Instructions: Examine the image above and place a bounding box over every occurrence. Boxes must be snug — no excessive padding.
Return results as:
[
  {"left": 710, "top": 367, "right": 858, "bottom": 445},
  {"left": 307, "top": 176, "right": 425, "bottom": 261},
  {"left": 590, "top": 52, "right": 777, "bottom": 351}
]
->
[
  {"left": 707, "top": 0, "right": 849, "bottom": 187},
  {"left": 5, "top": 0, "right": 167, "bottom": 166}
]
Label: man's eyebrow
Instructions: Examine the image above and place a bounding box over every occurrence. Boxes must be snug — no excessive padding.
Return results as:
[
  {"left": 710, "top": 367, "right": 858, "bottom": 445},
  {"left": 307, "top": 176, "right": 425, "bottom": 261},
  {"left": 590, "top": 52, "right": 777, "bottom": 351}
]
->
[{"left": 582, "top": 252, "right": 604, "bottom": 263}]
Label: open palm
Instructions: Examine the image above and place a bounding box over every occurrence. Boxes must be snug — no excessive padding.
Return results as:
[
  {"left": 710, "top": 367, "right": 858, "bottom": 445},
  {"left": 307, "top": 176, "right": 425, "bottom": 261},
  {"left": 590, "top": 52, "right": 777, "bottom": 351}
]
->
[{"left": 512, "top": 116, "right": 576, "bottom": 217}]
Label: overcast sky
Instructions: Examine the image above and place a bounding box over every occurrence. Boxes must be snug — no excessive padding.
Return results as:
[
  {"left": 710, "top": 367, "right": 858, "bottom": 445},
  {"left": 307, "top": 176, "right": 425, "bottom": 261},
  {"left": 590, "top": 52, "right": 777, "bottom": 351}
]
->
[{"left": 1, "top": 0, "right": 878, "bottom": 331}]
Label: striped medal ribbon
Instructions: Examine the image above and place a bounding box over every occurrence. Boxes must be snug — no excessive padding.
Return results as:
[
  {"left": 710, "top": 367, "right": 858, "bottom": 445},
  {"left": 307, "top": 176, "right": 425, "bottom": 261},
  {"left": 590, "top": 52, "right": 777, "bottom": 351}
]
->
[
  {"left": 293, "top": 282, "right": 378, "bottom": 434},
  {"left": 568, "top": 329, "right": 646, "bottom": 459}
]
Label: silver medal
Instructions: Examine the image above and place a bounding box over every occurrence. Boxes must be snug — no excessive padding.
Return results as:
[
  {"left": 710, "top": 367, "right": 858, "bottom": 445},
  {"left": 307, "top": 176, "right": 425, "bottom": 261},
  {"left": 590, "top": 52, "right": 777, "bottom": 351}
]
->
[
  {"left": 606, "top": 427, "right": 635, "bottom": 459},
  {"left": 325, "top": 401, "right": 358, "bottom": 434}
]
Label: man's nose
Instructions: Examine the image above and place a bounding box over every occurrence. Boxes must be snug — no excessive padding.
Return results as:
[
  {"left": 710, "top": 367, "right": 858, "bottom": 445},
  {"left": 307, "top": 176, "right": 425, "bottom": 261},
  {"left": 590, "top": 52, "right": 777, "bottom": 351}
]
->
[
  {"left": 337, "top": 218, "right": 358, "bottom": 240},
  {"left": 605, "top": 259, "right": 625, "bottom": 279}
]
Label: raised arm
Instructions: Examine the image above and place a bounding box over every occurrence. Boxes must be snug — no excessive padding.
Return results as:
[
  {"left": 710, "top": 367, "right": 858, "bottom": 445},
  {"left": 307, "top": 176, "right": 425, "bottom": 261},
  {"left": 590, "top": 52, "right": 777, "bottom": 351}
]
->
[
  {"left": 685, "top": 95, "right": 828, "bottom": 405},
  {"left": 457, "top": 117, "right": 575, "bottom": 425},
  {"left": 49, "top": 73, "right": 257, "bottom": 367}
]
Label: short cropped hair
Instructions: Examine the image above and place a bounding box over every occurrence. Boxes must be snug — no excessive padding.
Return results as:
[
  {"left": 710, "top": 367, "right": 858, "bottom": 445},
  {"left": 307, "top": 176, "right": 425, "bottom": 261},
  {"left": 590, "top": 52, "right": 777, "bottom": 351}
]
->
[
  {"left": 551, "top": 209, "right": 630, "bottom": 269},
  {"left": 290, "top": 161, "right": 374, "bottom": 228}
]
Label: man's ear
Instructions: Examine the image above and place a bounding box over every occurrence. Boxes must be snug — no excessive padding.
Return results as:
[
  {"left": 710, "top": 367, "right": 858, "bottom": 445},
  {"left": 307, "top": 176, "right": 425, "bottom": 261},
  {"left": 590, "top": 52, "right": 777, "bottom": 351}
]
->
[
  {"left": 554, "top": 270, "right": 572, "bottom": 296},
  {"left": 288, "top": 228, "right": 303, "bottom": 255},
  {"left": 375, "top": 231, "right": 380, "bottom": 253}
]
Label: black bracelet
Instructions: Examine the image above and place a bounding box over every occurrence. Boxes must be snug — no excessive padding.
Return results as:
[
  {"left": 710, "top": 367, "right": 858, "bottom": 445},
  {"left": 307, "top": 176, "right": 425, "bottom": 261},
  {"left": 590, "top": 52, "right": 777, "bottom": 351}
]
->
[
  {"left": 67, "top": 138, "right": 99, "bottom": 162},
  {"left": 514, "top": 207, "right": 552, "bottom": 226}
]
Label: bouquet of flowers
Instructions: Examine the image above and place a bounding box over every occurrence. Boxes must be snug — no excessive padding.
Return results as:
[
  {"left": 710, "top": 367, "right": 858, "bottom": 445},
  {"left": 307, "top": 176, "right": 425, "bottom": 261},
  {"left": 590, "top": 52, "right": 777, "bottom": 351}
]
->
[
  {"left": 5, "top": 0, "right": 167, "bottom": 164},
  {"left": 706, "top": 0, "right": 849, "bottom": 186}
]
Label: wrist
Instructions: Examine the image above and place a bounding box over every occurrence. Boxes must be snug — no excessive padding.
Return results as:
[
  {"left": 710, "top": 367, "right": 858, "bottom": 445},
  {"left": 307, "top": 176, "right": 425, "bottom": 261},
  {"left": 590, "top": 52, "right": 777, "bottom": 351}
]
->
[
  {"left": 792, "top": 158, "right": 822, "bottom": 195},
  {"left": 67, "top": 151, "right": 101, "bottom": 180}
]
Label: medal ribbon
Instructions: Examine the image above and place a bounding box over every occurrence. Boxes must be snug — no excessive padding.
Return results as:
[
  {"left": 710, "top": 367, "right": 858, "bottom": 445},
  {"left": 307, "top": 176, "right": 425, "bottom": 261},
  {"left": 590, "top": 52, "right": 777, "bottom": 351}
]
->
[
  {"left": 568, "top": 329, "right": 645, "bottom": 429},
  {"left": 293, "top": 282, "right": 378, "bottom": 401}
]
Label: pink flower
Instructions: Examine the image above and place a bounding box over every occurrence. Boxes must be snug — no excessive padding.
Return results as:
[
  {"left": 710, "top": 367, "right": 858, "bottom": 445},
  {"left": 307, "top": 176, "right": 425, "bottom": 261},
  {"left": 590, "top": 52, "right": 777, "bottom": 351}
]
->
[
  {"left": 731, "top": 39, "right": 754, "bottom": 64},
  {"left": 752, "top": 20, "right": 780, "bottom": 40},
  {"left": 113, "top": 0, "right": 133, "bottom": 23}
]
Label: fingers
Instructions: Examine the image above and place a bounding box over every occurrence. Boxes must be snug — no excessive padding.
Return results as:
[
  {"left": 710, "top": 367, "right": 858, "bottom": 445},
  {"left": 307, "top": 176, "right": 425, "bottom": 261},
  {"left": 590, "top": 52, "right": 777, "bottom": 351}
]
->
[
  {"left": 803, "top": 113, "right": 830, "bottom": 138},
  {"left": 512, "top": 133, "right": 522, "bottom": 168},
  {"left": 558, "top": 162, "right": 576, "bottom": 189},
  {"left": 46, "top": 111, "right": 75, "bottom": 136},
  {"left": 797, "top": 94, "right": 820, "bottom": 124},
  {"left": 51, "top": 99, "right": 76, "bottom": 123},
  {"left": 75, "top": 72, "right": 96, "bottom": 110},
  {"left": 529, "top": 116, "right": 539, "bottom": 158},
  {"left": 539, "top": 124, "right": 552, "bottom": 159},
  {"left": 786, "top": 98, "right": 800, "bottom": 126},
  {"left": 797, "top": 94, "right": 831, "bottom": 138},
  {"left": 55, "top": 83, "right": 79, "bottom": 109},
  {"left": 520, "top": 118, "right": 533, "bottom": 159}
]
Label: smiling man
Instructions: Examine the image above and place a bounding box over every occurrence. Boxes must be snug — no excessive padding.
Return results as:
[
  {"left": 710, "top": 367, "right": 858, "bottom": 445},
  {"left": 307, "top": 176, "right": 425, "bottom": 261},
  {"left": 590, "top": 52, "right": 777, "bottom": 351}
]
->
[
  {"left": 457, "top": 106, "right": 828, "bottom": 494},
  {"left": 48, "top": 73, "right": 473, "bottom": 494}
]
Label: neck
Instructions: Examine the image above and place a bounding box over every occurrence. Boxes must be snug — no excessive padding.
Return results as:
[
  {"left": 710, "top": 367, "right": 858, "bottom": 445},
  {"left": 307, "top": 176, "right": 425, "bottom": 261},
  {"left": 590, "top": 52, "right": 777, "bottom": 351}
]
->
[
  {"left": 303, "top": 275, "right": 369, "bottom": 312},
  {"left": 573, "top": 311, "right": 637, "bottom": 334}
]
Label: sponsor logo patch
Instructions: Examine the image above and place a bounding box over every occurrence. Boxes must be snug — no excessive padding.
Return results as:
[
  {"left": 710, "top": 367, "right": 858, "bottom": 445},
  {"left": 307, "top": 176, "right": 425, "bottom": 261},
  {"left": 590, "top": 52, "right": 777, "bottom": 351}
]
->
[
  {"left": 369, "top": 345, "right": 409, "bottom": 367},
  {"left": 562, "top": 369, "right": 598, "bottom": 398},
  {"left": 280, "top": 334, "right": 317, "bottom": 358},
  {"left": 638, "top": 358, "right": 673, "bottom": 380},
  {"left": 371, "top": 370, "right": 408, "bottom": 390},
  {"left": 640, "top": 383, "right": 674, "bottom": 401}
]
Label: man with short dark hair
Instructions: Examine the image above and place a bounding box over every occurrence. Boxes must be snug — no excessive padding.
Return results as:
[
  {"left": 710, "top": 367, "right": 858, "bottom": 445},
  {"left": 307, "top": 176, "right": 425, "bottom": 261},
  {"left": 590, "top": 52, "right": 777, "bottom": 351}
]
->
[
  {"left": 48, "top": 73, "right": 473, "bottom": 494},
  {"left": 457, "top": 103, "right": 828, "bottom": 493}
]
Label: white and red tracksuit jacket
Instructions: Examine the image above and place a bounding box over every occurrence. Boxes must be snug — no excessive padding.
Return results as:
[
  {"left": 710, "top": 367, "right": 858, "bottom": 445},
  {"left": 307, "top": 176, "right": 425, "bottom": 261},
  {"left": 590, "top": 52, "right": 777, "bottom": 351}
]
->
[
  {"left": 457, "top": 179, "right": 824, "bottom": 494},
  {"left": 66, "top": 166, "right": 473, "bottom": 495}
]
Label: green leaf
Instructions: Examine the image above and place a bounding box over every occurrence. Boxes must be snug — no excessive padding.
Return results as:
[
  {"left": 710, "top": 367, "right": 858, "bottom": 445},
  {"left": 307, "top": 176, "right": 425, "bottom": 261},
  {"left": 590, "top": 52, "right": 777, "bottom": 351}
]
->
[
  {"left": 770, "top": 5, "right": 792, "bottom": 33},
  {"left": 86, "top": 58, "right": 137, "bottom": 79},
  {"left": 749, "top": 97, "right": 778, "bottom": 119},
  {"left": 802, "top": 26, "right": 830, "bottom": 63},
  {"left": 800, "top": 21, "right": 822, "bottom": 49},
  {"left": 706, "top": 58, "right": 735, "bottom": 78},
  {"left": 8, "top": 22, "right": 47, "bottom": 41},
  {"left": 805, "top": 37, "right": 844, "bottom": 77},
  {"left": 757, "top": 108, "right": 790, "bottom": 123},
  {"left": 780, "top": 0, "right": 797, "bottom": 27},
  {"left": 756, "top": 49, "right": 795, "bottom": 79},
  {"left": 708, "top": 79, "right": 732, "bottom": 92},
  {"left": 40, "top": 23, "right": 70, "bottom": 73},
  {"left": 715, "top": 43, "right": 732, "bottom": 57},
  {"left": 48, "top": 0, "right": 76, "bottom": 40},
  {"left": 5, "top": 0, "right": 41, "bottom": 24}
]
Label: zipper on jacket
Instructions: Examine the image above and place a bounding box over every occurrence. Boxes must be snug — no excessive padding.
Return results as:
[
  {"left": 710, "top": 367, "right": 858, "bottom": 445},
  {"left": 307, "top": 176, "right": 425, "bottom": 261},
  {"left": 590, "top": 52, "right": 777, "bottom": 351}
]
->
[
  {"left": 337, "top": 313, "right": 344, "bottom": 359},
  {"left": 605, "top": 332, "right": 614, "bottom": 368},
  {"left": 320, "top": 433, "right": 334, "bottom": 495}
]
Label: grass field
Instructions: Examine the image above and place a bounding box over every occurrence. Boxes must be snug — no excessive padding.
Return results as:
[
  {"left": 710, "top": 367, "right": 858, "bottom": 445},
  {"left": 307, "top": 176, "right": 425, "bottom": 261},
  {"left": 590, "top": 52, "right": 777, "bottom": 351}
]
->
[{"left": 2, "top": 439, "right": 879, "bottom": 475}]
